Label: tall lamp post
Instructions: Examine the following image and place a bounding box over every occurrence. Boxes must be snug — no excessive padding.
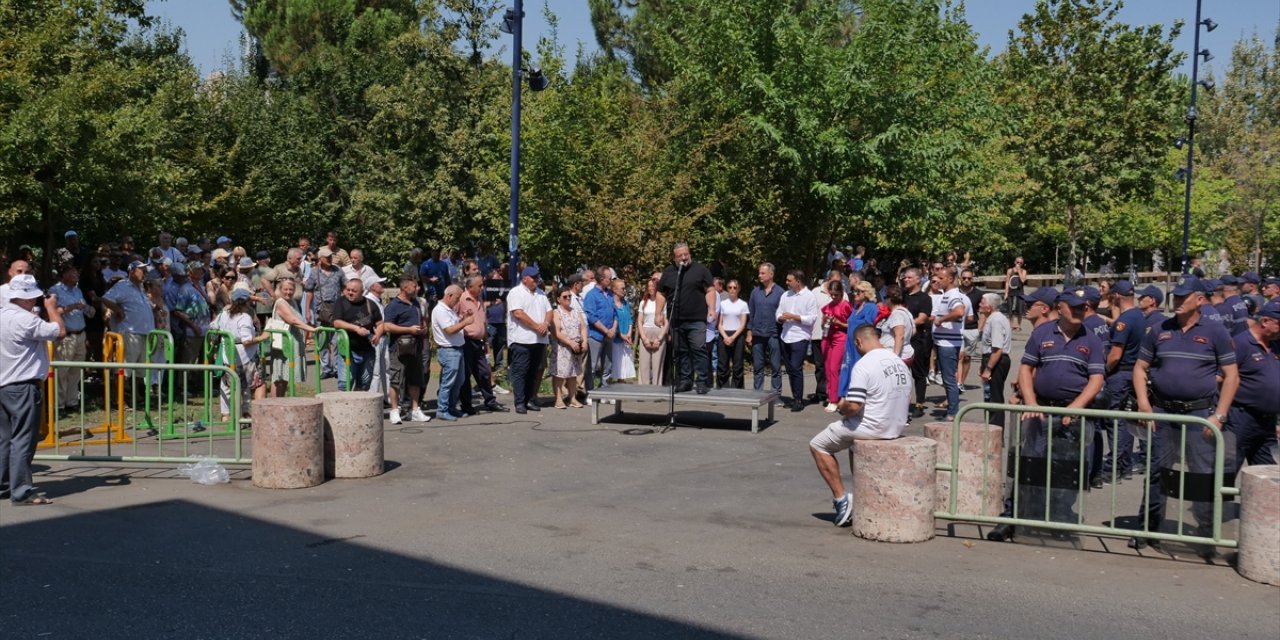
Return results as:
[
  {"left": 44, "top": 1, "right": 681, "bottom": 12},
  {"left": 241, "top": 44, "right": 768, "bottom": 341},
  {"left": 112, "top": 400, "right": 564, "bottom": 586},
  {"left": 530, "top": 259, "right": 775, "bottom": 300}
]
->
[
  {"left": 501, "top": 0, "right": 549, "bottom": 286},
  {"left": 1178, "top": 1, "right": 1217, "bottom": 275}
]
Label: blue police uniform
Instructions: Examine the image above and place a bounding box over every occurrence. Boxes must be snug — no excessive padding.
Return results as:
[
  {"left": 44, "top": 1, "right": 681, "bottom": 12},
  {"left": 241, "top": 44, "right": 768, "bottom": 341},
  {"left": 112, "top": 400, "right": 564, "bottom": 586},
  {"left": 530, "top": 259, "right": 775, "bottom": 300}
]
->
[
  {"left": 1134, "top": 300, "right": 1237, "bottom": 539},
  {"left": 1015, "top": 313, "right": 1106, "bottom": 523},
  {"left": 1220, "top": 294, "right": 1249, "bottom": 336},
  {"left": 1227, "top": 307, "right": 1279, "bottom": 469},
  {"left": 1098, "top": 305, "right": 1146, "bottom": 479},
  {"left": 1081, "top": 287, "right": 1112, "bottom": 485}
]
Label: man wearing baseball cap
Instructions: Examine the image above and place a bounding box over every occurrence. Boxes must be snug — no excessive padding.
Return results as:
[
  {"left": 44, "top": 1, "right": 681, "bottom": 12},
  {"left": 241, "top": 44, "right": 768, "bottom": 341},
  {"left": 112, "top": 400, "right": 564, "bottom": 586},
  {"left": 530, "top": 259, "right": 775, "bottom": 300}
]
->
[
  {"left": 506, "top": 265, "right": 551, "bottom": 414},
  {"left": 1094, "top": 280, "right": 1145, "bottom": 485},
  {"left": 1228, "top": 300, "right": 1279, "bottom": 472},
  {"left": 1265, "top": 277, "right": 1280, "bottom": 303},
  {"left": 1240, "top": 272, "right": 1265, "bottom": 314},
  {"left": 0, "top": 274, "right": 65, "bottom": 505},
  {"left": 1137, "top": 285, "right": 1166, "bottom": 333},
  {"left": 1129, "top": 277, "right": 1239, "bottom": 550},
  {"left": 1218, "top": 275, "right": 1249, "bottom": 336}
]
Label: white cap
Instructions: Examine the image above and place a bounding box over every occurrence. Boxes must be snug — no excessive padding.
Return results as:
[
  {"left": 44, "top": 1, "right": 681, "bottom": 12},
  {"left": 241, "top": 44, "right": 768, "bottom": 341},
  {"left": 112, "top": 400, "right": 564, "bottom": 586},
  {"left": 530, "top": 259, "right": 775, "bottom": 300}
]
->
[{"left": 6, "top": 274, "right": 42, "bottom": 299}]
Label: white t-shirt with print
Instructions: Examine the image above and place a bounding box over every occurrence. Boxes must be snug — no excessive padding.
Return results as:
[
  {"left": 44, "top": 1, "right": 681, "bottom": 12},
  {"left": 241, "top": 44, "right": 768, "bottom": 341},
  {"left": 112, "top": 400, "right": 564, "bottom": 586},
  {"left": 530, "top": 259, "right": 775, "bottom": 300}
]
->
[{"left": 840, "top": 347, "right": 912, "bottom": 439}]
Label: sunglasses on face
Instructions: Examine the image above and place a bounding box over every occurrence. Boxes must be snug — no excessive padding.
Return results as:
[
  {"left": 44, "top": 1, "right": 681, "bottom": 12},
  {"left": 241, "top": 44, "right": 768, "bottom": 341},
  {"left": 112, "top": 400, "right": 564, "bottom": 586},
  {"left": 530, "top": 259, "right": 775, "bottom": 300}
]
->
[{"left": 559, "top": 294, "right": 571, "bottom": 300}]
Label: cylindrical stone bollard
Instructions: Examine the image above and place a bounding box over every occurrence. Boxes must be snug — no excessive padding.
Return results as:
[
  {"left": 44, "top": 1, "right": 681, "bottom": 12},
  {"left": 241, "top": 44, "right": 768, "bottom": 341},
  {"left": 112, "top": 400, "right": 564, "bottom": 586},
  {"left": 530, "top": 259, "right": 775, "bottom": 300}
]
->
[
  {"left": 924, "top": 422, "right": 1003, "bottom": 517},
  {"left": 316, "top": 391, "right": 385, "bottom": 479},
  {"left": 251, "top": 397, "right": 325, "bottom": 489},
  {"left": 1237, "top": 465, "right": 1280, "bottom": 586},
  {"left": 850, "top": 436, "right": 938, "bottom": 543}
]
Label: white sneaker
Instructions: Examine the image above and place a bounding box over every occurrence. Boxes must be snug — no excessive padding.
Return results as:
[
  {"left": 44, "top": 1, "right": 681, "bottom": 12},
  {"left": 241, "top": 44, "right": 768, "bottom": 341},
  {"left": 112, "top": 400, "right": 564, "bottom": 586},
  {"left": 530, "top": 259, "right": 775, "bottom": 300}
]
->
[
  {"left": 410, "top": 408, "right": 432, "bottom": 423},
  {"left": 389, "top": 409, "right": 402, "bottom": 425},
  {"left": 824, "top": 402, "right": 838, "bottom": 413},
  {"left": 493, "top": 385, "right": 510, "bottom": 395}
]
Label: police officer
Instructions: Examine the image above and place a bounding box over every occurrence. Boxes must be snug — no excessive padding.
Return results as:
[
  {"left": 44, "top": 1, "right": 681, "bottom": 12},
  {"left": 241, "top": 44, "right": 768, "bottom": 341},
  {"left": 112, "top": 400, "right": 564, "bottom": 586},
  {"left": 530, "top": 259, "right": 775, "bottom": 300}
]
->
[
  {"left": 987, "top": 289, "right": 1104, "bottom": 541},
  {"left": 1095, "top": 280, "right": 1145, "bottom": 484},
  {"left": 1201, "top": 279, "right": 1231, "bottom": 333},
  {"left": 1080, "top": 285, "right": 1112, "bottom": 489},
  {"left": 1240, "top": 272, "right": 1265, "bottom": 315},
  {"left": 1137, "top": 285, "right": 1166, "bottom": 334},
  {"left": 1130, "top": 277, "right": 1239, "bottom": 549},
  {"left": 1228, "top": 301, "right": 1279, "bottom": 469},
  {"left": 0, "top": 275, "right": 66, "bottom": 505},
  {"left": 1218, "top": 275, "right": 1249, "bottom": 335},
  {"left": 1266, "top": 277, "right": 1280, "bottom": 303}
]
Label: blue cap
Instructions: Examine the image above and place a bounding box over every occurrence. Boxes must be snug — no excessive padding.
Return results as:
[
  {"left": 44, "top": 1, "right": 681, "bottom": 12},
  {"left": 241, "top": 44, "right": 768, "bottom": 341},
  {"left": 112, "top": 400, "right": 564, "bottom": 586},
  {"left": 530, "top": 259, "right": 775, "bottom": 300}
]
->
[
  {"left": 1111, "top": 280, "right": 1134, "bottom": 296},
  {"left": 1081, "top": 286, "right": 1101, "bottom": 305},
  {"left": 1219, "top": 274, "right": 1238, "bottom": 286},
  {"left": 1137, "top": 285, "right": 1164, "bottom": 305},
  {"left": 1171, "top": 277, "right": 1207, "bottom": 297},
  {"left": 1260, "top": 301, "right": 1280, "bottom": 321},
  {"left": 1267, "top": 277, "right": 1280, "bottom": 287},
  {"left": 127, "top": 260, "right": 146, "bottom": 271},
  {"left": 1058, "top": 288, "right": 1088, "bottom": 307},
  {"left": 255, "top": 250, "right": 270, "bottom": 260},
  {"left": 216, "top": 236, "right": 231, "bottom": 245},
  {"left": 519, "top": 266, "right": 539, "bottom": 280},
  {"left": 1241, "top": 271, "right": 1261, "bottom": 284},
  {"left": 1021, "top": 288, "right": 1058, "bottom": 306},
  {"left": 231, "top": 288, "right": 251, "bottom": 301}
]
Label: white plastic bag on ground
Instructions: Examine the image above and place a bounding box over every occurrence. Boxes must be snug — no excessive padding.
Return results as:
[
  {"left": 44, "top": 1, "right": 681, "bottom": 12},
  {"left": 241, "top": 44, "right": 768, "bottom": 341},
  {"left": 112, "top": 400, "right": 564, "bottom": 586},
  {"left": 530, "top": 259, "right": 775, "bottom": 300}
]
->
[{"left": 177, "top": 457, "right": 231, "bottom": 485}]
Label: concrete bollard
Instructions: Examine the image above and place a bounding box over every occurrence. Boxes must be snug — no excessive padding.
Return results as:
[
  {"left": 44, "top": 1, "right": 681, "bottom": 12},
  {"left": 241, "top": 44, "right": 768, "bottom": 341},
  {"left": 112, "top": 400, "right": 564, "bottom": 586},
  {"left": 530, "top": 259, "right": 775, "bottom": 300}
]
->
[
  {"left": 1237, "top": 465, "right": 1280, "bottom": 586},
  {"left": 251, "top": 397, "right": 325, "bottom": 489},
  {"left": 316, "top": 391, "right": 385, "bottom": 479},
  {"left": 924, "top": 422, "right": 1003, "bottom": 517},
  {"left": 850, "top": 436, "right": 938, "bottom": 543}
]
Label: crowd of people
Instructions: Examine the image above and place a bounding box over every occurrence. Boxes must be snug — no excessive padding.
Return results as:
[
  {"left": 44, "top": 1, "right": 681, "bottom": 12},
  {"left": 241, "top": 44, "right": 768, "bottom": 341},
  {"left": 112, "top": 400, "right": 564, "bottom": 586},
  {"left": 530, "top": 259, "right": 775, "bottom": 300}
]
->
[{"left": 1, "top": 232, "right": 1277, "bottom": 520}]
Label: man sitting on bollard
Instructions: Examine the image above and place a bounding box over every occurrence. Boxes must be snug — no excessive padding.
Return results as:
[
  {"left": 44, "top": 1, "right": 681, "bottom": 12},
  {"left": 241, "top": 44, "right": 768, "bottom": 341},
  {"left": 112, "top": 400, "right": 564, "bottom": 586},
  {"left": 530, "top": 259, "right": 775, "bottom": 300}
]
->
[
  {"left": 988, "top": 288, "right": 1104, "bottom": 542},
  {"left": 809, "top": 324, "right": 913, "bottom": 527}
]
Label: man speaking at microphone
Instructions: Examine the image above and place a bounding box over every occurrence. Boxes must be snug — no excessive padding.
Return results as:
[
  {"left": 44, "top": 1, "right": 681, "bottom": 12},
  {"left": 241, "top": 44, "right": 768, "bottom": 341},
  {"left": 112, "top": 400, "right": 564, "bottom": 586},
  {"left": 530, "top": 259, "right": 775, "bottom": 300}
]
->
[{"left": 656, "top": 242, "right": 716, "bottom": 394}]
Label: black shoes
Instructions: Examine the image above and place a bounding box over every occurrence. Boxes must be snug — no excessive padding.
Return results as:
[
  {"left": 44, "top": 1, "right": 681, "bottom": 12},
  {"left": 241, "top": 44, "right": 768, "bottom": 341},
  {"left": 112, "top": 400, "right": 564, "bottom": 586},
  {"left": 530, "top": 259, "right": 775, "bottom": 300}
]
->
[
  {"left": 987, "top": 524, "right": 1015, "bottom": 542},
  {"left": 1089, "top": 477, "right": 1105, "bottom": 490},
  {"left": 790, "top": 401, "right": 804, "bottom": 413},
  {"left": 695, "top": 385, "right": 710, "bottom": 395},
  {"left": 515, "top": 406, "right": 527, "bottom": 415},
  {"left": 525, "top": 403, "right": 541, "bottom": 412},
  {"left": 675, "top": 381, "right": 694, "bottom": 393},
  {"left": 485, "top": 403, "right": 508, "bottom": 412},
  {"left": 910, "top": 404, "right": 926, "bottom": 419}
]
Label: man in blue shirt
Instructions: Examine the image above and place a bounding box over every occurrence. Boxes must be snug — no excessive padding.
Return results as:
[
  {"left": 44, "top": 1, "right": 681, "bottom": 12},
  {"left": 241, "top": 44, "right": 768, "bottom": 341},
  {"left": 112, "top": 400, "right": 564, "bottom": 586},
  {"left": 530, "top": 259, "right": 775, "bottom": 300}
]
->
[
  {"left": 1137, "top": 285, "right": 1166, "bottom": 333},
  {"left": 747, "top": 263, "right": 784, "bottom": 395},
  {"left": 1218, "top": 275, "right": 1250, "bottom": 335},
  {"left": 1129, "top": 277, "right": 1239, "bottom": 550},
  {"left": 419, "top": 249, "right": 452, "bottom": 309},
  {"left": 49, "top": 264, "right": 94, "bottom": 411},
  {"left": 583, "top": 268, "right": 617, "bottom": 392},
  {"left": 1095, "top": 280, "right": 1146, "bottom": 485},
  {"left": 1228, "top": 301, "right": 1279, "bottom": 471}
]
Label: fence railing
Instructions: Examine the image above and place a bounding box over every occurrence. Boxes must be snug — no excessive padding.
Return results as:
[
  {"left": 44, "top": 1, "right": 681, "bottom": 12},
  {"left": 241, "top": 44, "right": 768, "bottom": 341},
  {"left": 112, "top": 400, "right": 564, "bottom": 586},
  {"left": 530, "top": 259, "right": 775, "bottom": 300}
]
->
[
  {"left": 312, "top": 327, "right": 351, "bottom": 393},
  {"left": 935, "top": 402, "right": 1238, "bottom": 549}
]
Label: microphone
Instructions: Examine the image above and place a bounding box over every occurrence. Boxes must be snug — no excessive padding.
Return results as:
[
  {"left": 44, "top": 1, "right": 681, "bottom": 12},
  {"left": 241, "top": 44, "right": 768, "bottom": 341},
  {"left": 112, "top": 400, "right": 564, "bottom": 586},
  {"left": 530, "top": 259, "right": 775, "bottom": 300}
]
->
[{"left": 677, "top": 260, "right": 687, "bottom": 273}]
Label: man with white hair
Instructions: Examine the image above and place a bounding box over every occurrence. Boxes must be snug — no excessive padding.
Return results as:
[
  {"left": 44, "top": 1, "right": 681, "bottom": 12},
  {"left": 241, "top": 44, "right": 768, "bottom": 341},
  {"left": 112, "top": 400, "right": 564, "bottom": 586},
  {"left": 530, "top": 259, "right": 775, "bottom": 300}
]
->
[
  {"left": 0, "top": 274, "right": 65, "bottom": 505},
  {"left": 100, "top": 260, "right": 156, "bottom": 404},
  {"left": 152, "top": 232, "right": 183, "bottom": 265},
  {"left": 343, "top": 249, "right": 380, "bottom": 291}
]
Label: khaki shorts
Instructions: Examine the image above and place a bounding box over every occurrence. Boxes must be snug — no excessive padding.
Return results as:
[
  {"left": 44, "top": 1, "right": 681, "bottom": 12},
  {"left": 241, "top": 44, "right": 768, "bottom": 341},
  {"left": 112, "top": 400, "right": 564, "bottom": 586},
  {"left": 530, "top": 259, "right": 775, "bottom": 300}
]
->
[
  {"left": 388, "top": 349, "right": 424, "bottom": 389},
  {"left": 809, "top": 420, "right": 887, "bottom": 455}
]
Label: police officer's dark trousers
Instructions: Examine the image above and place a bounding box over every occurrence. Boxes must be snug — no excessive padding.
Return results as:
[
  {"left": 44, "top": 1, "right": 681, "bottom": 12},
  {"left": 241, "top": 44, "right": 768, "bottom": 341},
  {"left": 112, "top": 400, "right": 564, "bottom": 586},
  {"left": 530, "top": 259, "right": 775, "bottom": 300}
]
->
[
  {"left": 1227, "top": 405, "right": 1277, "bottom": 470},
  {"left": 1137, "top": 406, "right": 1235, "bottom": 533},
  {"left": 1015, "top": 414, "right": 1093, "bottom": 523}
]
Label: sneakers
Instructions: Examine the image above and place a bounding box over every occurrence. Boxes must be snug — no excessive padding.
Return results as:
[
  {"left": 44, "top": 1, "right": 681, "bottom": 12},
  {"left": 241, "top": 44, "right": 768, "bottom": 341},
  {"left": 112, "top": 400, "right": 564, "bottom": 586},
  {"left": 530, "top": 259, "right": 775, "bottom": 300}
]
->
[
  {"left": 410, "top": 408, "right": 432, "bottom": 423},
  {"left": 389, "top": 409, "right": 402, "bottom": 425},
  {"left": 824, "top": 402, "right": 838, "bottom": 413},
  {"left": 493, "top": 384, "right": 510, "bottom": 395},
  {"left": 928, "top": 371, "right": 942, "bottom": 386},
  {"left": 833, "top": 493, "right": 853, "bottom": 527}
]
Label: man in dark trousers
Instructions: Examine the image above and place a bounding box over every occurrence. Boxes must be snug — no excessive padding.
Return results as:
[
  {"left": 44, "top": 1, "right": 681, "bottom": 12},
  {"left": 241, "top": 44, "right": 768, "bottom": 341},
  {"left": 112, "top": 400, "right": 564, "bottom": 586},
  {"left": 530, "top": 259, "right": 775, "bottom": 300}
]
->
[{"left": 655, "top": 242, "right": 716, "bottom": 394}]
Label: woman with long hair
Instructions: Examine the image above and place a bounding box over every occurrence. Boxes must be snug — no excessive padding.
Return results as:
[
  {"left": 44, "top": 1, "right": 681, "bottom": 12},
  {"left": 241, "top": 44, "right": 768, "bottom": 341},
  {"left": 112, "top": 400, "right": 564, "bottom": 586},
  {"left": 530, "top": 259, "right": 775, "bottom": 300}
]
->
[
  {"left": 717, "top": 279, "right": 749, "bottom": 389},
  {"left": 819, "top": 279, "right": 852, "bottom": 412},
  {"left": 549, "top": 285, "right": 587, "bottom": 408},
  {"left": 636, "top": 276, "right": 666, "bottom": 386},
  {"left": 835, "top": 281, "right": 882, "bottom": 404},
  {"left": 267, "top": 278, "right": 315, "bottom": 398},
  {"left": 211, "top": 289, "right": 266, "bottom": 422},
  {"left": 1003, "top": 256, "right": 1027, "bottom": 331}
]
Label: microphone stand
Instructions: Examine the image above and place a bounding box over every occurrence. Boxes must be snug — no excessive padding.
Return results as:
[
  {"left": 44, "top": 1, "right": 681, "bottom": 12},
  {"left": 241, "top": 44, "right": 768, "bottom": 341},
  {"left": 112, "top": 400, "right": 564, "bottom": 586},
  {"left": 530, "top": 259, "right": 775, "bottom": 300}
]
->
[{"left": 661, "top": 261, "right": 687, "bottom": 433}]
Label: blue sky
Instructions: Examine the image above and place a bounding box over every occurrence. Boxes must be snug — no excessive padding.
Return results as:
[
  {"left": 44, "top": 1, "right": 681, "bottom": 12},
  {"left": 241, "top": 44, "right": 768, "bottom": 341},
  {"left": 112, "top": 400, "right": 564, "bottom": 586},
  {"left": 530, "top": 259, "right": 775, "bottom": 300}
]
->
[{"left": 151, "top": 0, "right": 1278, "bottom": 77}]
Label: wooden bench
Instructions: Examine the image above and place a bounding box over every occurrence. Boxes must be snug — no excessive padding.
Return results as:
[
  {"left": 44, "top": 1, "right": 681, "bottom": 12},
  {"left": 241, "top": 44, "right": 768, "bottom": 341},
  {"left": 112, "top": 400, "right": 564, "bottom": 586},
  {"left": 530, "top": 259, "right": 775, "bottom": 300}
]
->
[{"left": 587, "top": 384, "right": 781, "bottom": 433}]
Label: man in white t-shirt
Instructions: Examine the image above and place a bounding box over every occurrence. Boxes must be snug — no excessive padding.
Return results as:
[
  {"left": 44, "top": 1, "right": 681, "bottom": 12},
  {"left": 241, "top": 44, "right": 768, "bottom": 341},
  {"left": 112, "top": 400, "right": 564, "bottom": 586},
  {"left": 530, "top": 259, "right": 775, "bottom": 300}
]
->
[
  {"left": 809, "top": 324, "right": 913, "bottom": 526},
  {"left": 506, "top": 266, "right": 552, "bottom": 414},
  {"left": 776, "top": 269, "right": 819, "bottom": 412},
  {"left": 931, "top": 267, "right": 971, "bottom": 420}
]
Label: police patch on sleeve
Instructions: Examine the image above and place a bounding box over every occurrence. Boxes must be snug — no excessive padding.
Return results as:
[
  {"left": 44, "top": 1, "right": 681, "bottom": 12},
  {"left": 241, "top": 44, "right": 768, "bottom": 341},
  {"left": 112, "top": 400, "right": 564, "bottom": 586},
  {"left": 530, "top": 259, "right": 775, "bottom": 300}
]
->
[{"left": 1115, "top": 321, "right": 1126, "bottom": 332}]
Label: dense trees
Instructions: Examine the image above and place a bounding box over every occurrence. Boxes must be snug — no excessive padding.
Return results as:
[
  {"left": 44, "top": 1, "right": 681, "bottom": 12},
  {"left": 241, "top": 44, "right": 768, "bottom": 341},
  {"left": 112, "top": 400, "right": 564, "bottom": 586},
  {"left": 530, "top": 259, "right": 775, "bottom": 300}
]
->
[{"left": 1, "top": 0, "right": 1275, "bottom": 277}]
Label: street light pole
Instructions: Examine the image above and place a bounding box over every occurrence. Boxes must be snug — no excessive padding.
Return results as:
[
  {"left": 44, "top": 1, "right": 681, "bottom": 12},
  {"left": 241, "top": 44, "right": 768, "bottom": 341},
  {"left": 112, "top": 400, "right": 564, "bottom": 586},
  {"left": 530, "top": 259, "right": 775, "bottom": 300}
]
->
[
  {"left": 1179, "top": 0, "right": 1216, "bottom": 275},
  {"left": 506, "top": 0, "right": 525, "bottom": 287}
]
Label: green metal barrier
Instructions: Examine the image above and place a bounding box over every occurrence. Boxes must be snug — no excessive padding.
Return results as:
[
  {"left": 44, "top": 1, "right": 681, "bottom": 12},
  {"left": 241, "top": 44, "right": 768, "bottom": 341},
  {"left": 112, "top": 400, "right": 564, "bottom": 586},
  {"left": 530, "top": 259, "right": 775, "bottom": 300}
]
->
[
  {"left": 153, "top": 328, "right": 244, "bottom": 441},
  {"left": 935, "top": 402, "right": 1239, "bottom": 549},
  {"left": 313, "top": 327, "right": 351, "bottom": 393},
  {"left": 264, "top": 328, "right": 300, "bottom": 397},
  {"left": 39, "top": 361, "right": 249, "bottom": 464},
  {"left": 140, "top": 330, "right": 176, "bottom": 435}
]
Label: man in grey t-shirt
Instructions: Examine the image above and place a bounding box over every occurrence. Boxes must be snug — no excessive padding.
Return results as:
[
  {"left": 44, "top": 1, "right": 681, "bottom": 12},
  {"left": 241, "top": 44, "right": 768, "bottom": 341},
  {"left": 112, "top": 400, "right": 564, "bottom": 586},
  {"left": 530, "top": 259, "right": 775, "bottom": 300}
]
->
[{"left": 978, "top": 293, "right": 1012, "bottom": 426}]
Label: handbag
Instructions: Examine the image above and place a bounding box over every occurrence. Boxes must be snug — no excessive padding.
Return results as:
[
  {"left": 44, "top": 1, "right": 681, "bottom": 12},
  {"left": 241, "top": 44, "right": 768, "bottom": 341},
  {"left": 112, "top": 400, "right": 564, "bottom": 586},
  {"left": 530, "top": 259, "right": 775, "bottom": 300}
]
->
[
  {"left": 265, "top": 300, "right": 291, "bottom": 351},
  {"left": 395, "top": 334, "right": 417, "bottom": 358}
]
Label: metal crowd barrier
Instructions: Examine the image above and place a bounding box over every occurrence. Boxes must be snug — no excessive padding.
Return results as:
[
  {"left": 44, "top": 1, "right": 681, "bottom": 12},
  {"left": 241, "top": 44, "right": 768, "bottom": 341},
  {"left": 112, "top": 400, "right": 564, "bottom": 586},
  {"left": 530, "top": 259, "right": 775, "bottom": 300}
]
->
[
  {"left": 934, "top": 402, "right": 1238, "bottom": 549},
  {"left": 264, "top": 327, "right": 300, "bottom": 397},
  {"left": 312, "top": 327, "right": 351, "bottom": 393},
  {"left": 37, "top": 361, "right": 249, "bottom": 465}
]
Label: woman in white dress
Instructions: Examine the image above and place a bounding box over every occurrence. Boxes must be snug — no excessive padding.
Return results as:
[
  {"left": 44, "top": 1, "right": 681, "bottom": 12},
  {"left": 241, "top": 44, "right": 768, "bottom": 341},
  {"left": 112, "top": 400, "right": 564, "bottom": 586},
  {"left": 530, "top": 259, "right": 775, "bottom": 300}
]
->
[
  {"left": 636, "top": 277, "right": 665, "bottom": 385},
  {"left": 610, "top": 279, "right": 636, "bottom": 381}
]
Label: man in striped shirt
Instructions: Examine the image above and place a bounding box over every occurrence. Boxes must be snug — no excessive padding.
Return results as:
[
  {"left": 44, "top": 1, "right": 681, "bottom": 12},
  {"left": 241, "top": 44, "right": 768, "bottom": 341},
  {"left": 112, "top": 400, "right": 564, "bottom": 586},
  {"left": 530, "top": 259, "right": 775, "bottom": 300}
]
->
[{"left": 931, "top": 267, "right": 972, "bottom": 420}]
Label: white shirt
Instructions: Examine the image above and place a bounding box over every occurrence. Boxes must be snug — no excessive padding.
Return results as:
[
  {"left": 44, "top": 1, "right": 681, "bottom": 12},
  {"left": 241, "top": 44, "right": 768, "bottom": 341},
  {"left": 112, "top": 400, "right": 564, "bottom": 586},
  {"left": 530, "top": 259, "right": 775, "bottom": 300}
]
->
[
  {"left": 431, "top": 302, "right": 465, "bottom": 348},
  {"left": 718, "top": 298, "right": 749, "bottom": 333},
  {"left": 640, "top": 299, "right": 659, "bottom": 328},
  {"left": 877, "top": 306, "right": 915, "bottom": 361},
  {"left": 932, "top": 287, "right": 970, "bottom": 349},
  {"left": 103, "top": 279, "right": 155, "bottom": 335},
  {"left": 343, "top": 264, "right": 381, "bottom": 290},
  {"left": 212, "top": 310, "right": 258, "bottom": 364},
  {"left": 810, "top": 285, "right": 833, "bottom": 340},
  {"left": 506, "top": 284, "right": 551, "bottom": 345},
  {"left": 840, "top": 348, "right": 912, "bottom": 439},
  {"left": 0, "top": 304, "right": 61, "bottom": 386},
  {"left": 982, "top": 311, "right": 1012, "bottom": 355},
  {"left": 776, "top": 287, "right": 819, "bottom": 344},
  {"left": 153, "top": 245, "right": 184, "bottom": 264}
]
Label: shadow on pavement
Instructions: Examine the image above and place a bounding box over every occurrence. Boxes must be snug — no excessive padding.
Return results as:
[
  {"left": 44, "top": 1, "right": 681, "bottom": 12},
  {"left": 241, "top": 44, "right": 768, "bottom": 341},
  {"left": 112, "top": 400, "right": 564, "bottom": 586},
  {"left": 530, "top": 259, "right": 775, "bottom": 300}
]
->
[{"left": 1, "top": 499, "right": 742, "bottom": 639}]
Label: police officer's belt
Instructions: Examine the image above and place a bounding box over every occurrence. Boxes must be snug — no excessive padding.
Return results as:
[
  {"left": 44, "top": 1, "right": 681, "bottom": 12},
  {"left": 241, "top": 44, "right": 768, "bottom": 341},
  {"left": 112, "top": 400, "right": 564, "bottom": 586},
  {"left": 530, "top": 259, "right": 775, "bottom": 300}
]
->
[
  {"left": 1038, "top": 399, "right": 1073, "bottom": 408},
  {"left": 1153, "top": 396, "right": 1213, "bottom": 413}
]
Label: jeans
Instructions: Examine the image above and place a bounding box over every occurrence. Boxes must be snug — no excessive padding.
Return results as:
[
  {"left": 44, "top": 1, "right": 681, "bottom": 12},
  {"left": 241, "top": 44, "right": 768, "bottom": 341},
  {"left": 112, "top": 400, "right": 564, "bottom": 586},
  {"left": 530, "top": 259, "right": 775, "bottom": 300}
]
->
[
  {"left": 672, "top": 321, "right": 709, "bottom": 387},
  {"left": 342, "top": 348, "right": 375, "bottom": 392},
  {"left": 436, "top": 347, "right": 464, "bottom": 416},
  {"left": 508, "top": 343, "right": 546, "bottom": 409},
  {"left": 751, "top": 334, "right": 782, "bottom": 393},
  {"left": 781, "top": 339, "right": 807, "bottom": 403},
  {"left": 586, "top": 337, "right": 612, "bottom": 391},
  {"left": 936, "top": 345, "right": 960, "bottom": 416},
  {"left": 707, "top": 335, "right": 720, "bottom": 385}
]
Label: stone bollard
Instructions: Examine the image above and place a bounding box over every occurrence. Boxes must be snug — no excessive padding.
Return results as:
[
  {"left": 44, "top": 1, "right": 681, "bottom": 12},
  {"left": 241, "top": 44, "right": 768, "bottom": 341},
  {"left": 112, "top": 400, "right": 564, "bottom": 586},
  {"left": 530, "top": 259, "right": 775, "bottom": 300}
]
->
[
  {"left": 1237, "top": 465, "right": 1280, "bottom": 586},
  {"left": 924, "top": 422, "right": 1003, "bottom": 517},
  {"left": 850, "top": 436, "right": 938, "bottom": 543},
  {"left": 316, "top": 391, "right": 385, "bottom": 479},
  {"left": 251, "top": 397, "right": 325, "bottom": 489}
]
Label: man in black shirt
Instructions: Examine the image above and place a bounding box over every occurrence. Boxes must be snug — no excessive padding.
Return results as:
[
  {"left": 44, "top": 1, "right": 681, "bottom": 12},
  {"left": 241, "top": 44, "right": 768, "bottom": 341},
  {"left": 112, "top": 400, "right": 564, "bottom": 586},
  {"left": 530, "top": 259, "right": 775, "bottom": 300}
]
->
[
  {"left": 902, "top": 268, "right": 933, "bottom": 418},
  {"left": 331, "top": 280, "right": 383, "bottom": 392},
  {"left": 656, "top": 242, "right": 716, "bottom": 394}
]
